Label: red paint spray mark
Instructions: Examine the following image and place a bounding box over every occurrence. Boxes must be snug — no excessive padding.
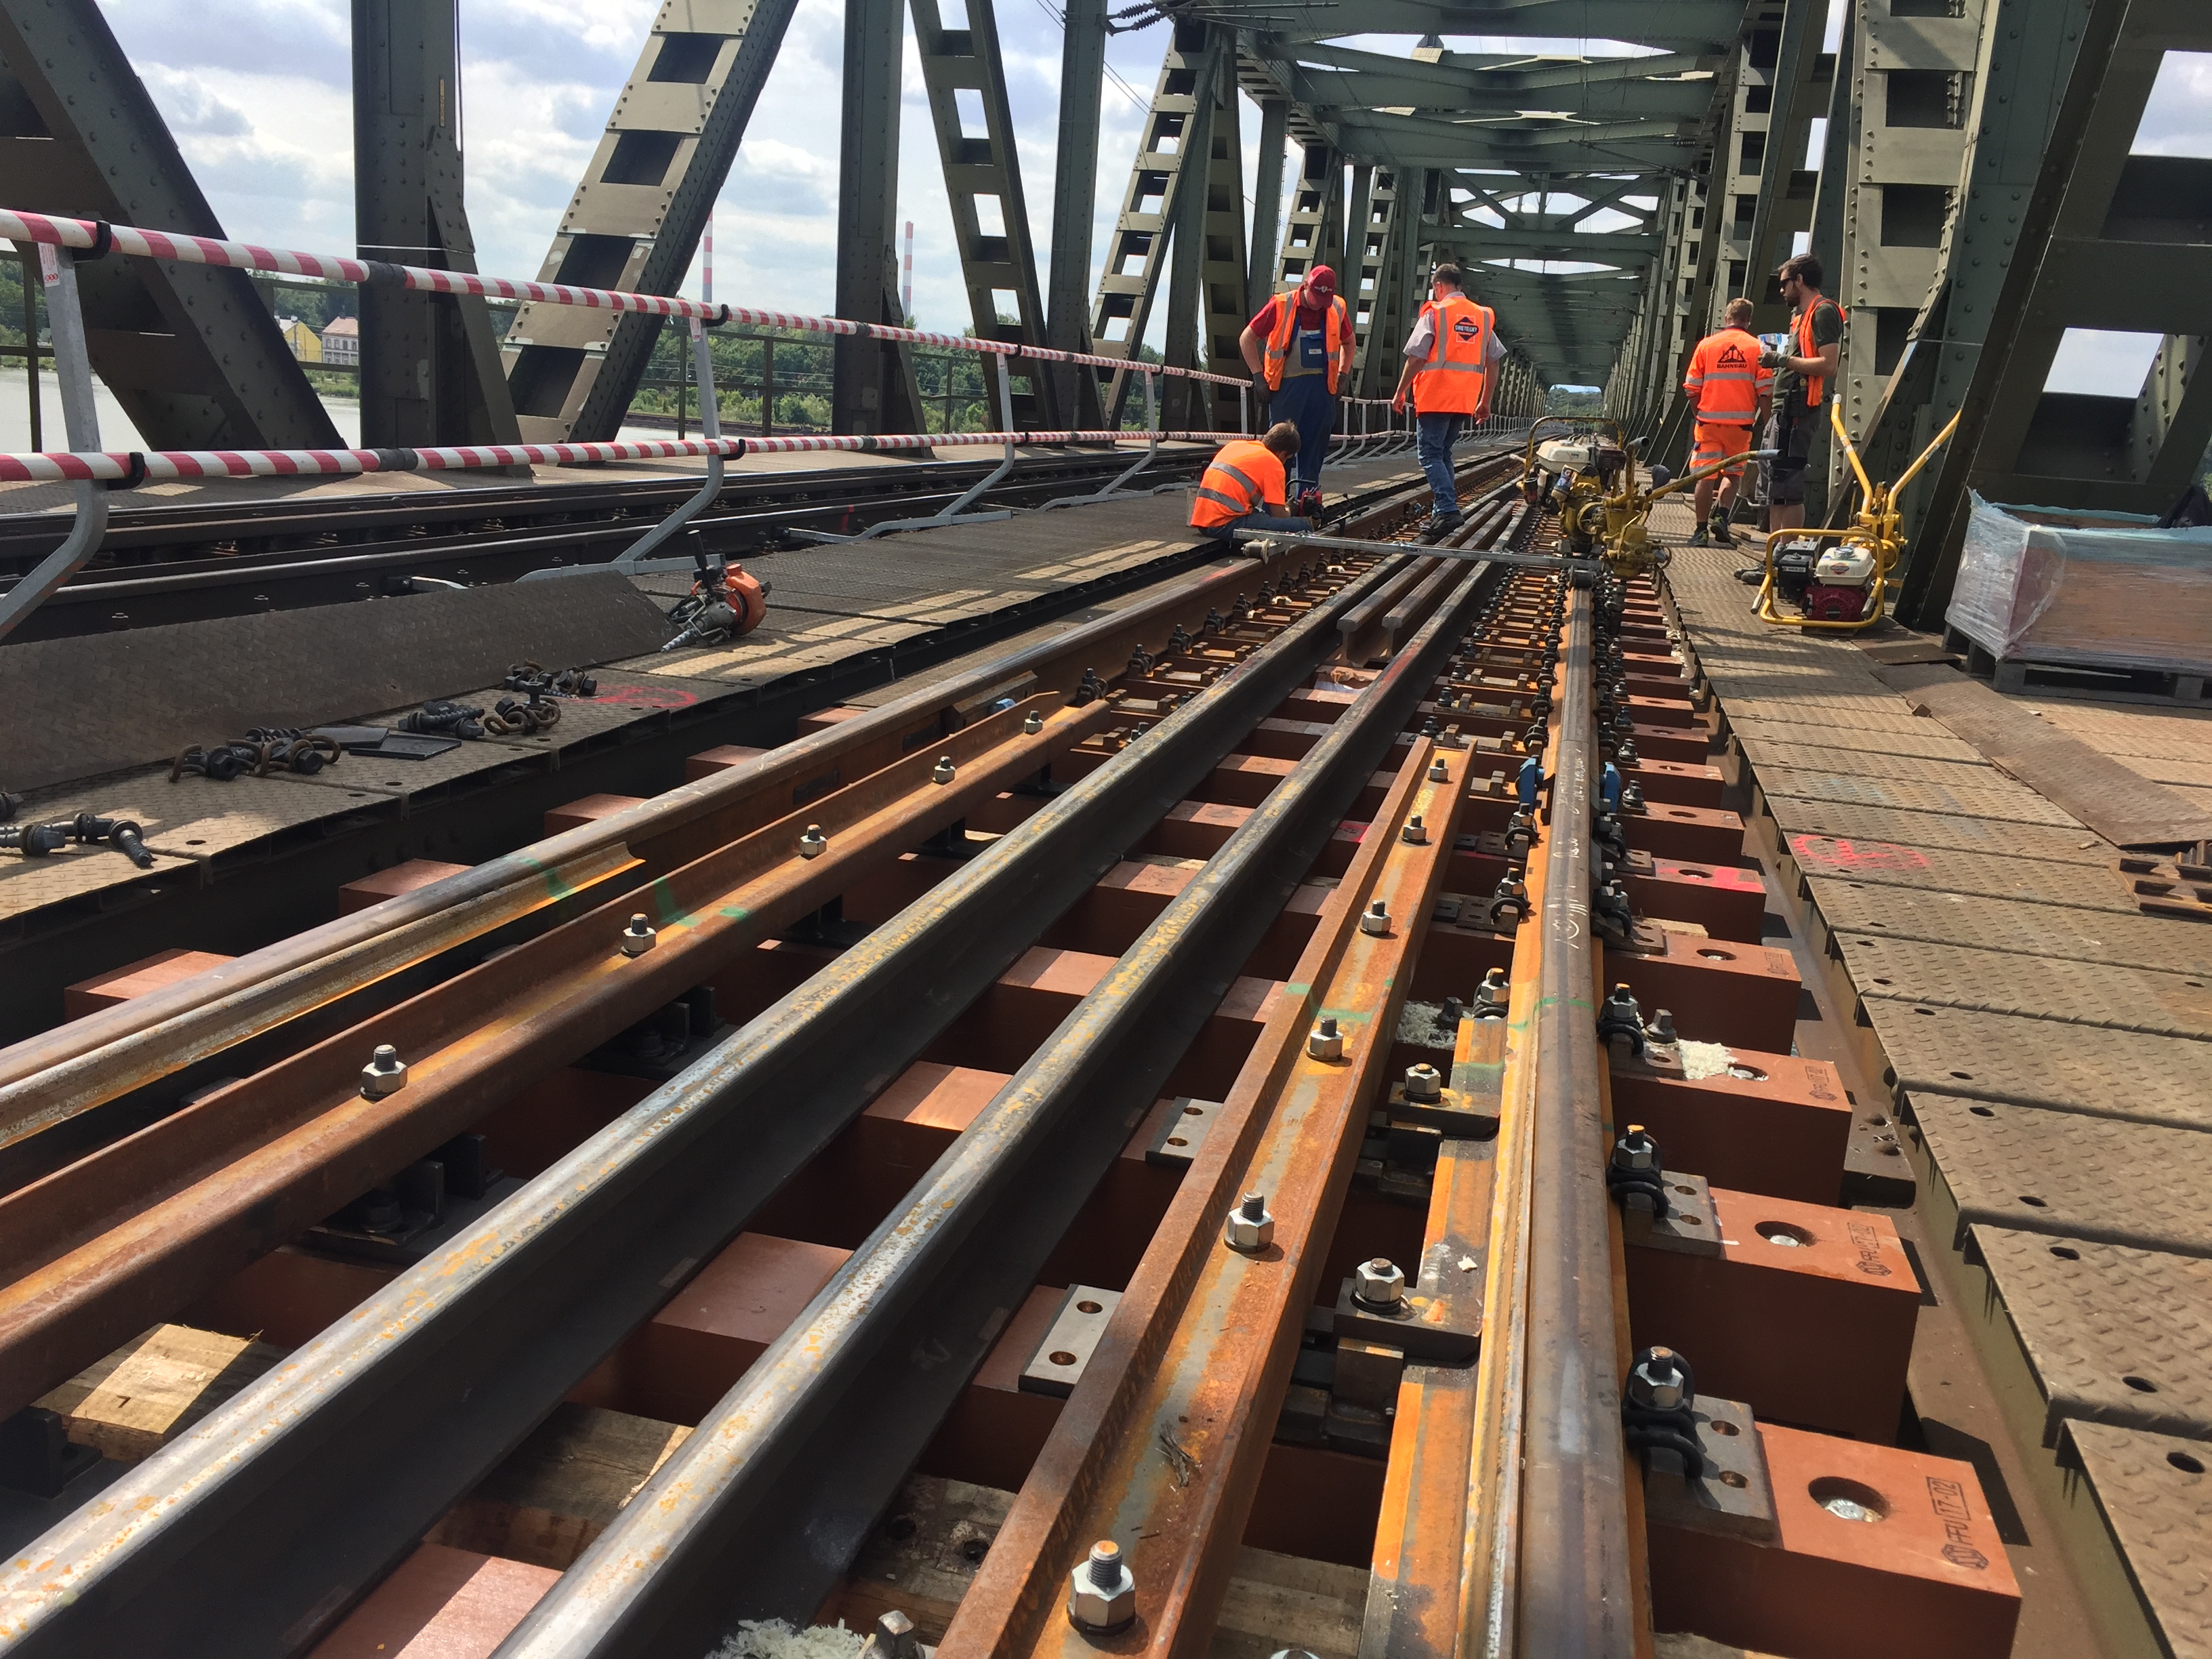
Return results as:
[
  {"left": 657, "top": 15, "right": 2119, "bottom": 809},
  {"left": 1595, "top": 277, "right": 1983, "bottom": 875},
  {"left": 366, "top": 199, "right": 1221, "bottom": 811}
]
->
[{"left": 1791, "top": 834, "right": 1931, "bottom": 874}]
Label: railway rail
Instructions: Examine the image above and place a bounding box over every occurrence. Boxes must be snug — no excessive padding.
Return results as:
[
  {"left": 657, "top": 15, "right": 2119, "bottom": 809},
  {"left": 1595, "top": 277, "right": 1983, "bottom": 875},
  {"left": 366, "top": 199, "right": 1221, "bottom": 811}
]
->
[{"left": 0, "top": 451, "right": 2015, "bottom": 1659}]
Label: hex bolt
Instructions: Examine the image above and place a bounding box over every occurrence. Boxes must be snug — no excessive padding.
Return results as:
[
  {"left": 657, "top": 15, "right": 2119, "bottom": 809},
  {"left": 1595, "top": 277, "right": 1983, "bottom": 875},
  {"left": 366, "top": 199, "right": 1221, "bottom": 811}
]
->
[
  {"left": 359, "top": 1044, "right": 408, "bottom": 1100},
  {"left": 1404, "top": 1062, "right": 1443, "bottom": 1103},
  {"left": 1066, "top": 1538, "right": 1137, "bottom": 1633},
  {"left": 1224, "top": 1190, "right": 1276, "bottom": 1252},
  {"left": 798, "top": 823, "right": 828, "bottom": 859},
  {"left": 619, "top": 914, "right": 657, "bottom": 958},
  {"left": 1427, "top": 758, "right": 1450, "bottom": 781},
  {"left": 1023, "top": 710, "right": 1044, "bottom": 735},
  {"left": 1401, "top": 813, "right": 1428, "bottom": 845},
  {"left": 1307, "top": 1015, "right": 1345, "bottom": 1061},
  {"left": 1474, "top": 966, "right": 1510, "bottom": 1018},
  {"left": 932, "top": 755, "right": 956, "bottom": 785},
  {"left": 1627, "top": 1347, "right": 1689, "bottom": 1412},
  {"left": 1612, "top": 1125, "right": 1659, "bottom": 1172},
  {"left": 1360, "top": 899, "right": 1391, "bottom": 936},
  {"left": 1353, "top": 1257, "right": 1407, "bottom": 1311},
  {"left": 1646, "top": 1008, "right": 1679, "bottom": 1044}
]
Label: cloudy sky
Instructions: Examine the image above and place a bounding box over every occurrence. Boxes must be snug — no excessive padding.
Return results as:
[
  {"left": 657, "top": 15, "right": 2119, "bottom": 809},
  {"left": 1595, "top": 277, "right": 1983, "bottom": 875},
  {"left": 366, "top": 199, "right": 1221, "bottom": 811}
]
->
[{"left": 89, "top": 3, "right": 2212, "bottom": 380}]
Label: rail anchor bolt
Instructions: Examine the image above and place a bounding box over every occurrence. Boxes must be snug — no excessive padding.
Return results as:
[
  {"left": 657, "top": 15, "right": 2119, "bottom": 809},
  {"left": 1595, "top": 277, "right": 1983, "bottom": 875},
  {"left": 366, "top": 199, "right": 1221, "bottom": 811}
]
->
[
  {"left": 360, "top": 1044, "right": 408, "bottom": 1100},
  {"left": 1067, "top": 1539, "right": 1137, "bottom": 1633},
  {"left": 1023, "top": 711, "right": 1044, "bottom": 735},
  {"left": 619, "top": 914, "right": 657, "bottom": 958},
  {"left": 1403, "top": 1063, "right": 1443, "bottom": 1103},
  {"left": 1645, "top": 1008, "right": 1679, "bottom": 1046},
  {"left": 1224, "top": 1190, "right": 1276, "bottom": 1252},
  {"left": 799, "top": 824, "right": 828, "bottom": 859},
  {"left": 1427, "top": 758, "right": 1450, "bottom": 782},
  {"left": 1307, "top": 1015, "right": 1345, "bottom": 1061},
  {"left": 1353, "top": 1258, "right": 1407, "bottom": 1311},
  {"left": 1360, "top": 899, "right": 1392, "bottom": 936},
  {"left": 932, "top": 756, "right": 956, "bottom": 785},
  {"left": 1401, "top": 814, "right": 1428, "bottom": 845}
]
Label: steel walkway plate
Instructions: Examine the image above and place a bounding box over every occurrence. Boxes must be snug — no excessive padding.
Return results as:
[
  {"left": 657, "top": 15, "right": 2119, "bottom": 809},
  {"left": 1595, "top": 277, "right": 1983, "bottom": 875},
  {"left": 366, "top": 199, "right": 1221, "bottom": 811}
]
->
[
  {"left": 1969, "top": 1227, "right": 2212, "bottom": 1444},
  {"left": 1757, "top": 796, "right": 2110, "bottom": 864},
  {"left": 1845, "top": 936, "right": 2212, "bottom": 1041},
  {"left": 2054, "top": 1421, "right": 2212, "bottom": 1659},
  {"left": 1753, "top": 764, "right": 2081, "bottom": 826},
  {"left": 1732, "top": 720, "right": 1987, "bottom": 764},
  {"left": 1917, "top": 1096, "right": 2212, "bottom": 1259},
  {"left": 1877, "top": 1004, "right": 2212, "bottom": 1132},
  {"left": 1810, "top": 880, "right": 2212, "bottom": 978},
  {"left": 1729, "top": 706, "right": 1961, "bottom": 739},
  {"left": 1785, "top": 834, "right": 2138, "bottom": 913}
]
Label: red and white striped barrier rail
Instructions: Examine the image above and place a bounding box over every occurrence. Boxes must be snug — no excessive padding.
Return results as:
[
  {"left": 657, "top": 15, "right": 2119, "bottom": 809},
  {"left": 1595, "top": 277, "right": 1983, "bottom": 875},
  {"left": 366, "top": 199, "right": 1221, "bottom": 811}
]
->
[
  {"left": 0, "top": 431, "right": 1225, "bottom": 486},
  {"left": 0, "top": 208, "right": 1248, "bottom": 389}
]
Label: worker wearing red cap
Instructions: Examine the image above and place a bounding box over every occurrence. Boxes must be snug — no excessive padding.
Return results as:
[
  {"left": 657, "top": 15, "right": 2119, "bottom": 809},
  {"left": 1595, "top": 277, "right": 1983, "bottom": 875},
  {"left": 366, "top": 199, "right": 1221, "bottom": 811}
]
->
[{"left": 1239, "top": 264, "right": 1351, "bottom": 521}]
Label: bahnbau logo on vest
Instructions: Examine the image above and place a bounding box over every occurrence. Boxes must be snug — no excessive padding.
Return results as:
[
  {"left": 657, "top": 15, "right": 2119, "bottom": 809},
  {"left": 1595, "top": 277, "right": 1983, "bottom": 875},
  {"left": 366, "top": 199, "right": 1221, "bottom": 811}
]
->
[{"left": 1715, "top": 340, "right": 1751, "bottom": 371}]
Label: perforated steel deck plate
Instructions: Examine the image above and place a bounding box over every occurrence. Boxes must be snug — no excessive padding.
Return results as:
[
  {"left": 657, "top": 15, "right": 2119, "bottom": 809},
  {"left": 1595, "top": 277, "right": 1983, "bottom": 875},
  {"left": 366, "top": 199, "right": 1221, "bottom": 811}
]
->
[
  {"left": 1809, "top": 880, "right": 2212, "bottom": 979},
  {"left": 1845, "top": 935, "right": 2212, "bottom": 1041},
  {"left": 1879, "top": 1001, "right": 2212, "bottom": 1130},
  {"left": 2055, "top": 1420, "right": 2212, "bottom": 1659},
  {"left": 1916, "top": 1096, "right": 2212, "bottom": 1259},
  {"left": 1785, "top": 834, "right": 2138, "bottom": 912},
  {"left": 1969, "top": 1226, "right": 2212, "bottom": 1444},
  {"left": 1754, "top": 796, "right": 2110, "bottom": 864}
]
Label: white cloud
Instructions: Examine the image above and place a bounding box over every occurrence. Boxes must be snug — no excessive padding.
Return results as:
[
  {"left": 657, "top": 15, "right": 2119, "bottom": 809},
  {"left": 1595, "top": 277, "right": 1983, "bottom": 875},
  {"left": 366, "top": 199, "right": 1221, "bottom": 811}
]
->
[{"left": 2133, "top": 52, "right": 2212, "bottom": 158}]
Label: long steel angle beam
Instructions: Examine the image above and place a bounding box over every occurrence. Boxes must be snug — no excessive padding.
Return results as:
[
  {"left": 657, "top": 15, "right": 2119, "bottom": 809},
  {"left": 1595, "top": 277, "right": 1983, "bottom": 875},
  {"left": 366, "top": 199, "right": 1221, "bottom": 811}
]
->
[
  {"left": 491, "top": 564, "right": 1491, "bottom": 1659},
  {"left": 1046, "top": 0, "right": 1106, "bottom": 426},
  {"left": 1160, "top": 35, "right": 1223, "bottom": 432},
  {"left": 911, "top": 0, "right": 1055, "bottom": 426},
  {"left": 1246, "top": 96, "right": 1291, "bottom": 319},
  {"left": 0, "top": 0, "right": 336, "bottom": 449},
  {"left": 1089, "top": 21, "right": 1214, "bottom": 424},
  {"left": 1737, "top": 0, "right": 1817, "bottom": 335},
  {"left": 503, "top": 0, "right": 799, "bottom": 443},
  {"left": 1195, "top": 62, "right": 1251, "bottom": 431},
  {"left": 832, "top": 0, "right": 926, "bottom": 435},
  {"left": 0, "top": 554, "right": 1406, "bottom": 1659}
]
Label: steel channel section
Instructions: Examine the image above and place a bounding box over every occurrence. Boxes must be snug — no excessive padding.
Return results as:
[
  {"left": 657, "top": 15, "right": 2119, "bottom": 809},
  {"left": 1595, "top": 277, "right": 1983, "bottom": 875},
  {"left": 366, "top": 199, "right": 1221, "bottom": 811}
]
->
[
  {"left": 0, "top": 694, "right": 1107, "bottom": 1424},
  {"left": 1514, "top": 586, "right": 1635, "bottom": 1656},
  {"left": 487, "top": 560, "right": 1495, "bottom": 1659},
  {"left": 947, "top": 730, "right": 1467, "bottom": 1658},
  {"left": 0, "top": 545, "right": 1307, "bottom": 1136},
  {"left": 0, "top": 553, "right": 1408, "bottom": 1658}
]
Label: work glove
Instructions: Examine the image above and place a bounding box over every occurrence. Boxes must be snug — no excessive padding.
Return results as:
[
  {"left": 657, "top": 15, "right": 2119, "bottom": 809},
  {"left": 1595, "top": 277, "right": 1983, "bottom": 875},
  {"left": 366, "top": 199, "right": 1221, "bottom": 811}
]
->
[
  {"left": 1757, "top": 347, "right": 1786, "bottom": 369},
  {"left": 1250, "top": 371, "right": 1271, "bottom": 412}
]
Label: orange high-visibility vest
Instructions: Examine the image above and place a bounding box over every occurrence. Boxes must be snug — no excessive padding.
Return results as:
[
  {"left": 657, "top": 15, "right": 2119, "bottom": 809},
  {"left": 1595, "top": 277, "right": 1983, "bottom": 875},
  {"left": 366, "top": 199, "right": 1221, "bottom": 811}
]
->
[
  {"left": 1682, "top": 327, "right": 1771, "bottom": 425},
  {"left": 1411, "top": 294, "right": 1494, "bottom": 415},
  {"left": 1191, "top": 439, "right": 1288, "bottom": 529},
  {"left": 1262, "top": 292, "right": 1351, "bottom": 394},
  {"left": 1794, "top": 297, "right": 1847, "bottom": 407}
]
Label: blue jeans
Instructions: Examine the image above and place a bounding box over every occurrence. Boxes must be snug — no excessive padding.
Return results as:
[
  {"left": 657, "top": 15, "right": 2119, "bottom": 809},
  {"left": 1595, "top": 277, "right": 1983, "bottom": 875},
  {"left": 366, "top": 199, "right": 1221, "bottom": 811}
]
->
[
  {"left": 1269, "top": 374, "right": 1335, "bottom": 495},
  {"left": 1199, "top": 510, "right": 1313, "bottom": 541},
  {"left": 1418, "top": 412, "right": 1465, "bottom": 513}
]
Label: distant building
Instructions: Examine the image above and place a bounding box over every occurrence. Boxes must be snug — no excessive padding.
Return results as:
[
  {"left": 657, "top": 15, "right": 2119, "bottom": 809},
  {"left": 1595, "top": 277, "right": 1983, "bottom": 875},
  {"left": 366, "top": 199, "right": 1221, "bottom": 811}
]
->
[
  {"left": 321, "top": 315, "right": 359, "bottom": 365},
  {"left": 276, "top": 317, "right": 323, "bottom": 363}
]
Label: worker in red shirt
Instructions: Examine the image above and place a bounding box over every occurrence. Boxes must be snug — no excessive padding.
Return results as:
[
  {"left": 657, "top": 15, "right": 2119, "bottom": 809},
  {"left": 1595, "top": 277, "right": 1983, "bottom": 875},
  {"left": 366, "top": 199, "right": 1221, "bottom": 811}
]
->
[
  {"left": 1680, "top": 297, "right": 1773, "bottom": 546},
  {"left": 1239, "top": 265, "right": 1350, "bottom": 520},
  {"left": 1188, "top": 422, "right": 1311, "bottom": 541}
]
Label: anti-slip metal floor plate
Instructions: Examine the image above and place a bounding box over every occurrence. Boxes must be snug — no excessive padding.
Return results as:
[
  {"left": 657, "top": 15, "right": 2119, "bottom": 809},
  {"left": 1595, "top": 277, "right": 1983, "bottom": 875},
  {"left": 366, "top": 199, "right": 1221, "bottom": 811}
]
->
[
  {"left": 1915, "top": 1096, "right": 2212, "bottom": 1258},
  {"left": 1968, "top": 1227, "right": 2212, "bottom": 1444},
  {"left": 1750, "top": 764, "right": 2083, "bottom": 826},
  {"left": 1810, "top": 879, "right": 2212, "bottom": 978},
  {"left": 1785, "top": 834, "right": 2139, "bottom": 912},
  {"left": 1873, "top": 1004, "right": 2212, "bottom": 1132},
  {"left": 1759, "top": 796, "right": 2111, "bottom": 864},
  {"left": 1732, "top": 720, "right": 1988, "bottom": 765},
  {"left": 1727, "top": 707, "right": 1959, "bottom": 740},
  {"left": 2054, "top": 1421, "right": 2212, "bottom": 1659},
  {"left": 1845, "top": 936, "right": 2212, "bottom": 1040}
]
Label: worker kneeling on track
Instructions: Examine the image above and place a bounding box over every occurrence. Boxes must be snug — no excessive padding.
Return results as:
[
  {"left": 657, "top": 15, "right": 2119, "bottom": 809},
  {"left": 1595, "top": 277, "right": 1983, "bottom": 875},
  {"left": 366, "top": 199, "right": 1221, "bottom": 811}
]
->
[
  {"left": 1682, "top": 296, "right": 1773, "bottom": 548},
  {"left": 1189, "top": 422, "right": 1312, "bottom": 543}
]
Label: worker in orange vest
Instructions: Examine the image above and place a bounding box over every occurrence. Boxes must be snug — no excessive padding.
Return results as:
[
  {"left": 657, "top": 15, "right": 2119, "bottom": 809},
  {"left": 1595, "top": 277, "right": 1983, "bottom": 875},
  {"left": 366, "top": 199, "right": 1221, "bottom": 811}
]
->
[
  {"left": 1188, "top": 422, "right": 1311, "bottom": 541},
  {"left": 1681, "top": 297, "right": 1774, "bottom": 546},
  {"left": 1757, "top": 253, "right": 1847, "bottom": 533},
  {"left": 1390, "top": 262, "right": 1500, "bottom": 541},
  {"left": 1238, "top": 265, "right": 1351, "bottom": 519}
]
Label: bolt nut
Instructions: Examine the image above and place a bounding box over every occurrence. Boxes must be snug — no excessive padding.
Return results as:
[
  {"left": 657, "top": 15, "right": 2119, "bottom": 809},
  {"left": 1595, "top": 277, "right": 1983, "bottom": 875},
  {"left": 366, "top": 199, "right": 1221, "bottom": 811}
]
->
[
  {"left": 1612, "top": 1126, "right": 1658, "bottom": 1173},
  {"left": 1404, "top": 1062, "right": 1443, "bottom": 1103},
  {"left": 1353, "top": 1257, "right": 1406, "bottom": 1309},
  {"left": 360, "top": 1044, "right": 408, "bottom": 1100},
  {"left": 1307, "top": 1015, "right": 1345, "bottom": 1061},
  {"left": 1359, "top": 899, "right": 1391, "bottom": 936},
  {"left": 1225, "top": 1190, "right": 1275, "bottom": 1252},
  {"left": 1628, "top": 1347, "right": 1689, "bottom": 1413},
  {"left": 1067, "top": 1539, "right": 1136, "bottom": 1632},
  {"left": 1023, "top": 710, "right": 1044, "bottom": 735},
  {"left": 1646, "top": 1008, "right": 1679, "bottom": 1044},
  {"left": 932, "top": 755, "right": 956, "bottom": 785},
  {"left": 1427, "top": 758, "right": 1450, "bottom": 781},
  {"left": 798, "top": 823, "right": 828, "bottom": 859},
  {"left": 1401, "top": 814, "right": 1428, "bottom": 845},
  {"left": 619, "top": 913, "right": 656, "bottom": 957}
]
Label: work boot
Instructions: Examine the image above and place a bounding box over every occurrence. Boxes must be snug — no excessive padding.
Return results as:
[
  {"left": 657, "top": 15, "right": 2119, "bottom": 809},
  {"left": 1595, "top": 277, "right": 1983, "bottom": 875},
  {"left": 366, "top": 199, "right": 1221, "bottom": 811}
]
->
[
  {"left": 1418, "top": 509, "right": 1463, "bottom": 544},
  {"left": 1708, "top": 513, "right": 1734, "bottom": 547},
  {"left": 1685, "top": 524, "right": 1711, "bottom": 548}
]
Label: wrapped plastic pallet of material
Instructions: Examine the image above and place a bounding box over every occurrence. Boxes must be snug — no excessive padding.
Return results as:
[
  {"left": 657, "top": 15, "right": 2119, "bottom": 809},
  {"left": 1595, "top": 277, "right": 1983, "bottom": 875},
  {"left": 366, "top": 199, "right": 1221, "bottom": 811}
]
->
[{"left": 1947, "top": 493, "right": 2212, "bottom": 675}]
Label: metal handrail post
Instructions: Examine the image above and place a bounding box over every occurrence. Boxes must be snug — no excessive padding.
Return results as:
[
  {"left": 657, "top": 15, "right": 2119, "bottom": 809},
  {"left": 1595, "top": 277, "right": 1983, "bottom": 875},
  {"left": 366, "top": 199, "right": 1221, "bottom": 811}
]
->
[
  {"left": 0, "top": 244, "right": 108, "bottom": 642},
  {"left": 1040, "top": 364, "right": 1162, "bottom": 510}
]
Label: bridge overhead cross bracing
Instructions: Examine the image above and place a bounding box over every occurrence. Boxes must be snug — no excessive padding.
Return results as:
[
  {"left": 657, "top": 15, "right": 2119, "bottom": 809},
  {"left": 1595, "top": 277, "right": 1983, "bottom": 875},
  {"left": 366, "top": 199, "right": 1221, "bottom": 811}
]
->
[{"left": 1221, "top": 0, "right": 1754, "bottom": 387}]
